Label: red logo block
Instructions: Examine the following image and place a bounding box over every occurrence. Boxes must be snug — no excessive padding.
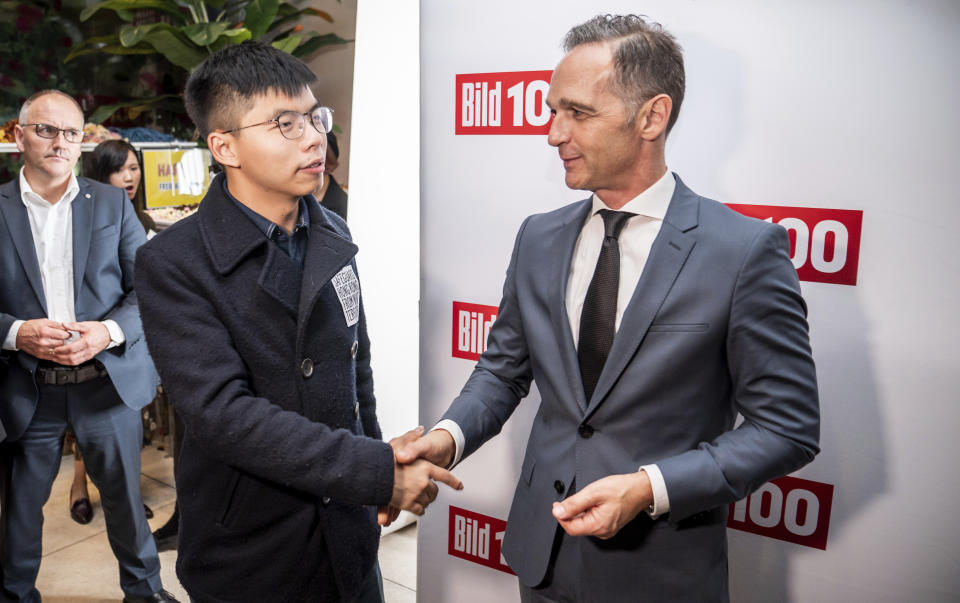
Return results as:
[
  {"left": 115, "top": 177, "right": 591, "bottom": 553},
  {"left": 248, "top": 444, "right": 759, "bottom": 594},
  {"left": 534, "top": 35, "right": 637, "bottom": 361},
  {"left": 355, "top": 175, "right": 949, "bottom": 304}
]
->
[
  {"left": 455, "top": 71, "right": 554, "bottom": 135},
  {"left": 452, "top": 301, "right": 498, "bottom": 361},
  {"left": 727, "top": 204, "right": 863, "bottom": 286},
  {"left": 448, "top": 506, "right": 515, "bottom": 575},
  {"left": 727, "top": 476, "right": 835, "bottom": 550}
]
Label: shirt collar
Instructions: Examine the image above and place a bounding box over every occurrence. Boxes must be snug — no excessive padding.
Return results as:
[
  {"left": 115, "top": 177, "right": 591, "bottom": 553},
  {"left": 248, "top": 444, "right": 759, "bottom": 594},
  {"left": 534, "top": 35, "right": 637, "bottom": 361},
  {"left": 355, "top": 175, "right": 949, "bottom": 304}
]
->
[
  {"left": 222, "top": 176, "right": 310, "bottom": 240},
  {"left": 590, "top": 168, "right": 675, "bottom": 220},
  {"left": 19, "top": 167, "right": 80, "bottom": 208}
]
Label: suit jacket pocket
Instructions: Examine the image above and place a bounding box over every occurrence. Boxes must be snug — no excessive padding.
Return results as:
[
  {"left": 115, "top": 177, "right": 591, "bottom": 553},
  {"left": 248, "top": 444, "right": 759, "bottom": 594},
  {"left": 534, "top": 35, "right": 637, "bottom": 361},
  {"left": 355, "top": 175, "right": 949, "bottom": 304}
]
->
[
  {"left": 647, "top": 323, "right": 709, "bottom": 332},
  {"left": 92, "top": 224, "right": 119, "bottom": 240}
]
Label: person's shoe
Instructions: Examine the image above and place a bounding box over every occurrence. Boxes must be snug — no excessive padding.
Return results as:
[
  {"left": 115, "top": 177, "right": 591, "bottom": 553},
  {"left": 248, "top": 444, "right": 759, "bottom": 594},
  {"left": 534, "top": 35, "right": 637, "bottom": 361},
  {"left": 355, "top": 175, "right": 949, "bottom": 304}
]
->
[
  {"left": 144, "top": 503, "right": 154, "bottom": 519},
  {"left": 122, "top": 589, "right": 179, "bottom": 602},
  {"left": 70, "top": 498, "right": 93, "bottom": 524}
]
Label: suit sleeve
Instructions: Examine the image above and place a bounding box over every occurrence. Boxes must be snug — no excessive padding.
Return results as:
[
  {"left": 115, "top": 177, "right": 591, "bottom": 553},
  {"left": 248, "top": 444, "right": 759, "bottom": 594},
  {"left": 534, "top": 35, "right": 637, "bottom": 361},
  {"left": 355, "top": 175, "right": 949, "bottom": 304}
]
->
[
  {"left": 442, "top": 217, "right": 535, "bottom": 459},
  {"left": 656, "top": 222, "right": 820, "bottom": 523},
  {"left": 100, "top": 187, "right": 148, "bottom": 348},
  {"left": 135, "top": 243, "right": 395, "bottom": 506}
]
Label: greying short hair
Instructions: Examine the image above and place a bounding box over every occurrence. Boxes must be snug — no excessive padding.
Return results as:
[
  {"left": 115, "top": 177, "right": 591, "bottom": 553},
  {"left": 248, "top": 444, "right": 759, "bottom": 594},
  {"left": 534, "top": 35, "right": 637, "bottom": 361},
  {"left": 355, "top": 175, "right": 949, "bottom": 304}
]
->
[
  {"left": 563, "top": 14, "right": 685, "bottom": 134},
  {"left": 19, "top": 89, "right": 85, "bottom": 125}
]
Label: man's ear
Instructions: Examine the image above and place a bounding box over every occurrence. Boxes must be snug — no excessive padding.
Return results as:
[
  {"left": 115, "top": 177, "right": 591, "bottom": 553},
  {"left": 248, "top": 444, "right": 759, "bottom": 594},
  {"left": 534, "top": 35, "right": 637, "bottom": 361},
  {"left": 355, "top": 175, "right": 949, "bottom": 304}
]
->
[
  {"left": 207, "top": 131, "right": 240, "bottom": 168},
  {"left": 636, "top": 94, "right": 672, "bottom": 141},
  {"left": 13, "top": 124, "right": 26, "bottom": 153}
]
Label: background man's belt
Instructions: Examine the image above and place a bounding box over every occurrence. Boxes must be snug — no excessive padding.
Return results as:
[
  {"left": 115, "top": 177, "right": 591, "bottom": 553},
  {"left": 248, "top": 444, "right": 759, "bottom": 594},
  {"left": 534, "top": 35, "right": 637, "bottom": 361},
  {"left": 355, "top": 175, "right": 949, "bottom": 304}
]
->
[{"left": 35, "top": 360, "right": 107, "bottom": 385}]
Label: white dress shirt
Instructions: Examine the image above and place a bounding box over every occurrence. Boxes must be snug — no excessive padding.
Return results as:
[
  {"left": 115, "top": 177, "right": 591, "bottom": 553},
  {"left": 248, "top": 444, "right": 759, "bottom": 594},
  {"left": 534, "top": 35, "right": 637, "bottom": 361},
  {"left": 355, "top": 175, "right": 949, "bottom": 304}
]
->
[
  {"left": 2, "top": 170, "right": 124, "bottom": 351},
  {"left": 436, "top": 169, "right": 676, "bottom": 518}
]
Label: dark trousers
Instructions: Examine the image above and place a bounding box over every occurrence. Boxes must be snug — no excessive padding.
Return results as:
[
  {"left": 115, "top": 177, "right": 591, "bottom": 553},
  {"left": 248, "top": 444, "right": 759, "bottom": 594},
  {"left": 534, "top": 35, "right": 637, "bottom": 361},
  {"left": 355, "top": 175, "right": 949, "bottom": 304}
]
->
[{"left": 0, "top": 376, "right": 162, "bottom": 602}]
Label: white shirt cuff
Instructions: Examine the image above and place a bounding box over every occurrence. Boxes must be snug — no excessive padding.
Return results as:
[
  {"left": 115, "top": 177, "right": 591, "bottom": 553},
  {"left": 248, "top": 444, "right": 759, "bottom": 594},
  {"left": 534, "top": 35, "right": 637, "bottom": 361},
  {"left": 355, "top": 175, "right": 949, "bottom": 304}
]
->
[
  {"left": 3, "top": 320, "right": 25, "bottom": 351},
  {"left": 432, "top": 419, "right": 465, "bottom": 469},
  {"left": 101, "top": 320, "right": 125, "bottom": 349},
  {"left": 640, "top": 464, "right": 670, "bottom": 518}
]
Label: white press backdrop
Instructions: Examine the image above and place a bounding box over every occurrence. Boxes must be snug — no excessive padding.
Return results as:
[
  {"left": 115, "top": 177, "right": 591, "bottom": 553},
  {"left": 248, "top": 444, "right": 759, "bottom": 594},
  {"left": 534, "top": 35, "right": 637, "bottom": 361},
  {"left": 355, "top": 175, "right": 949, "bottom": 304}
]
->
[{"left": 417, "top": 1, "right": 960, "bottom": 601}]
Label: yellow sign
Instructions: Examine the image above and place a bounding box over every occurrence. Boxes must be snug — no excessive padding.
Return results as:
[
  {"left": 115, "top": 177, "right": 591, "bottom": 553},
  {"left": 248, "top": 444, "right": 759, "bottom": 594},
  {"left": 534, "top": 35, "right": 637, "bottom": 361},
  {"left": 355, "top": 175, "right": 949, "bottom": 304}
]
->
[{"left": 142, "top": 148, "right": 212, "bottom": 208}]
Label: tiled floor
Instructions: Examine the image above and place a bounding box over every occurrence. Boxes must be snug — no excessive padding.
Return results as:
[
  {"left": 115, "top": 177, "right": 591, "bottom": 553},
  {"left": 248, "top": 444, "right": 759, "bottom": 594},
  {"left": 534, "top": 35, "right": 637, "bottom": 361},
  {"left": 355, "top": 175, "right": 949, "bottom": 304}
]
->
[{"left": 30, "top": 446, "right": 418, "bottom": 602}]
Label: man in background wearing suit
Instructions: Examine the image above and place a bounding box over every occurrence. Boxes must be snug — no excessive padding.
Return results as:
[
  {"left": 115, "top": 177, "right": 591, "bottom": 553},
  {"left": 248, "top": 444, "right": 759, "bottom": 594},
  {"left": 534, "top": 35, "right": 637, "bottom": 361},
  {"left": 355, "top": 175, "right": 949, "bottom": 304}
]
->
[
  {"left": 397, "top": 15, "right": 820, "bottom": 602},
  {"left": 0, "top": 90, "right": 174, "bottom": 602}
]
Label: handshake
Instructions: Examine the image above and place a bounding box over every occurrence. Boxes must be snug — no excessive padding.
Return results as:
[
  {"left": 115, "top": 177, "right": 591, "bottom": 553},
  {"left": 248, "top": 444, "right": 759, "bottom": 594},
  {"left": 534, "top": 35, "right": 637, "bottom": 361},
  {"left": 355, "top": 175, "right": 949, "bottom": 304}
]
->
[{"left": 377, "top": 426, "right": 461, "bottom": 526}]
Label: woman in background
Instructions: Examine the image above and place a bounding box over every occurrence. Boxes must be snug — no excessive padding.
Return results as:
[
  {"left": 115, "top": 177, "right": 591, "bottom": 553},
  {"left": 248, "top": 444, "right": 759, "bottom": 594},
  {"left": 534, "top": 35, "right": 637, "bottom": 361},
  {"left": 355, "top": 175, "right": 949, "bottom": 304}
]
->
[{"left": 85, "top": 139, "right": 157, "bottom": 237}]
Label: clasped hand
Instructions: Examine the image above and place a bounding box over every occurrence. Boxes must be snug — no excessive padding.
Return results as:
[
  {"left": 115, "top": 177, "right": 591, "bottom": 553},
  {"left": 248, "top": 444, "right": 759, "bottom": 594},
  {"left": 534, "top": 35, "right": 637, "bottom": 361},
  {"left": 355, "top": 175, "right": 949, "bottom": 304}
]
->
[
  {"left": 16, "top": 319, "right": 110, "bottom": 366},
  {"left": 378, "top": 427, "right": 461, "bottom": 526}
]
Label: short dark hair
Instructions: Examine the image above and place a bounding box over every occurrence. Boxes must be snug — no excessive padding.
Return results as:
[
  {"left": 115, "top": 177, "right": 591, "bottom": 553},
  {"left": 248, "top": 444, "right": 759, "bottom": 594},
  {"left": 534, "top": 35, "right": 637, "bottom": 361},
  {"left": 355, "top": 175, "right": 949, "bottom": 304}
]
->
[
  {"left": 184, "top": 41, "right": 319, "bottom": 139},
  {"left": 563, "top": 14, "right": 685, "bottom": 134},
  {"left": 19, "top": 89, "right": 84, "bottom": 124}
]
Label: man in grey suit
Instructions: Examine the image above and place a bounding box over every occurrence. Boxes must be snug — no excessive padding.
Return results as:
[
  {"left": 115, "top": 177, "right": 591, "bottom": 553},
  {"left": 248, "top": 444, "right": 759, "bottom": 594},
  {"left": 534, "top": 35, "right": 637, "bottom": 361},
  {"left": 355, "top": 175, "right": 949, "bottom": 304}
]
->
[
  {"left": 397, "top": 15, "right": 820, "bottom": 602},
  {"left": 0, "top": 90, "right": 174, "bottom": 602}
]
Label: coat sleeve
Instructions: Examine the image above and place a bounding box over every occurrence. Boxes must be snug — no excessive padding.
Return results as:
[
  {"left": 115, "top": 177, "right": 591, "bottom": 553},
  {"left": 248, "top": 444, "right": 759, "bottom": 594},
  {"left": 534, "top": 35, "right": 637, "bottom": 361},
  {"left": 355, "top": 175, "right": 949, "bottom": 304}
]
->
[
  {"left": 656, "top": 222, "right": 821, "bottom": 523},
  {"left": 442, "top": 217, "right": 534, "bottom": 459},
  {"left": 134, "top": 242, "right": 395, "bottom": 506}
]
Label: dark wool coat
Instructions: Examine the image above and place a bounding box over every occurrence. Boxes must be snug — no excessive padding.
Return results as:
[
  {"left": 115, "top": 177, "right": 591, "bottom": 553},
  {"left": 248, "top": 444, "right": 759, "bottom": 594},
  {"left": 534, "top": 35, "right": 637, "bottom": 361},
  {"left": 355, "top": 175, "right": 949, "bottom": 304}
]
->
[{"left": 135, "top": 176, "right": 394, "bottom": 603}]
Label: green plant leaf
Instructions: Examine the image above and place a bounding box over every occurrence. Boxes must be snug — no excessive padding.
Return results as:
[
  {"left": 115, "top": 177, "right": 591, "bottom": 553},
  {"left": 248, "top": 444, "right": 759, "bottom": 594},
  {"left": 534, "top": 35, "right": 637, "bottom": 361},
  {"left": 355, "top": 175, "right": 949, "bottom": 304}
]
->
[
  {"left": 209, "top": 27, "right": 252, "bottom": 51},
  {"left": 80, "top": 0, "right": 185, "bottom": 23},
  {"left": 64, "top": 34, "right": 121, "bottom": 62},
  {"left": 291, "top": 33, "right": 351, "bottom": 58},
  {"left": 182, "top": 22, "right": 231, "bottom": 46},
  {"left": 118, "top": 23, "right": 167, "bottom": 47},
  {"left": 88, "top": 94, "right": 182, "bottom": 124},
  {"left": 142, "top": 30, "right": 207, "bottom": 70},
  {"left": 271, "top": 34, "right": 300, "bottom": 54},
  {"left": 244, "top": 0, "right": 280, "bottom": 39}
]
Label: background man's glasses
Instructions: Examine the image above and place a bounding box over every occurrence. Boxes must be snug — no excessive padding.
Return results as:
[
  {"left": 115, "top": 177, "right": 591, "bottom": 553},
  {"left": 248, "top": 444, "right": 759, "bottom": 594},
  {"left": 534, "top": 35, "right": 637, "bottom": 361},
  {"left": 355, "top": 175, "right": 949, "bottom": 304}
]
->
[
  {"left": 21, "top": 123, "right": 84, "bottom": 143},
  {"left": 224, "top": 106, "right": 334, "bottom": 140}
]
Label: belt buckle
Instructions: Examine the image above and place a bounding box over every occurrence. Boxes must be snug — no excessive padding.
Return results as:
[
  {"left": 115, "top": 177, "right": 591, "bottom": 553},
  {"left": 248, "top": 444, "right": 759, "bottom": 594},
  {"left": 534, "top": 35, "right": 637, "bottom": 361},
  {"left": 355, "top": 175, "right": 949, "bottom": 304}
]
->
[{"left": 56, "top": 370, "right": 75, "bottom": 385}]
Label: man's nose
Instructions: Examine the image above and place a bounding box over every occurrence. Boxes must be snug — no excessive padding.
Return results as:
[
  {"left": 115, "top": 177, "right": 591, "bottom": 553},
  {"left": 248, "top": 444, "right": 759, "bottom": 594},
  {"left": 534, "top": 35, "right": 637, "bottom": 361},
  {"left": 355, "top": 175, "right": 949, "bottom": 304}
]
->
[{"left": 547, "top": 114, "right": 566, "bottom": 147}]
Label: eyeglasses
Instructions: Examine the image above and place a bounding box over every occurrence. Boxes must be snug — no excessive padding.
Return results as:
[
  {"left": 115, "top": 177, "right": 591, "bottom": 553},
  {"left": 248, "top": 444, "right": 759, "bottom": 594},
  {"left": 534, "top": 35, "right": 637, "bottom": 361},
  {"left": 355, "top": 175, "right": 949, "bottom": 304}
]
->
[
  {"left": 20, "top": 123, "right": 84, "bottom": 143},
  {"left": 224, "top": 106, "right": 333, "bottom": 140}
]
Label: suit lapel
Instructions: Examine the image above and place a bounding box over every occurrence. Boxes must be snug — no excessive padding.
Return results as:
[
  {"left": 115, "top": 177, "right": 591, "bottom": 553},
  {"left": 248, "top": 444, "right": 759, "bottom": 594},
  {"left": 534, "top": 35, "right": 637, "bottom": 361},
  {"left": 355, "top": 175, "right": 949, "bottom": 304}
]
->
[
  {"left": 584, "top": 176, "right": 699, "bottom": 417},
  {"left": 0, "top": 181, "right": 47, "bottom": 312},
  {"left": 548, "top": 199, "right": 593, "bottom": 411},
  {"left": 72, "top": 182, "right": 92, "bottom": 302}
]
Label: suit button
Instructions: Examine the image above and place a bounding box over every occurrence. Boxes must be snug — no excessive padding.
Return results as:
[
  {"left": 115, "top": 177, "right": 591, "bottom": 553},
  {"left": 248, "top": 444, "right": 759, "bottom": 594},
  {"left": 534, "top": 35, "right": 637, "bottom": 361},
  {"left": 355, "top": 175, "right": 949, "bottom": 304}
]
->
[
  {"left": 354, "top": 402, "right": 360, "bottom": 420},
  {"left": 554, "top": 480, "right": 565, "bottom": 494},
  {"left": 300, "top": 358, "right": 314, "bottom": 378},
  {"left": 578, "top": 424, "right": 594, "bottom": 438},
  {"left": 322, "top": 496, "right": 331, "bottom": 505},
  {"left": 350, "top": 340, "right": 359, "bottom": 358}
]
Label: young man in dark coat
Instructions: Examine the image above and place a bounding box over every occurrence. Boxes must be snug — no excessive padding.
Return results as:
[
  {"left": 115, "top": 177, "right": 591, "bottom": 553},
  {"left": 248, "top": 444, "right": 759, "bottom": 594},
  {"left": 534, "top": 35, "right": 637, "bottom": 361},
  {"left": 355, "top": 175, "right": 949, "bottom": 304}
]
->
[{"left": 134, "top": 43, "right": 460, "bottom": 603}]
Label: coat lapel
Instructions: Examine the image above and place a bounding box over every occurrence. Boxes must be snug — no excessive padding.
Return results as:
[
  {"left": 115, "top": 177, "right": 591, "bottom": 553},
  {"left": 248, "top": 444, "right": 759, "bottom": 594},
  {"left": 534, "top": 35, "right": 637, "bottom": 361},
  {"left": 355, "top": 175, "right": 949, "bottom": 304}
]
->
[
  {"left": 296, "top": 198, "right": 358, "bottom": 328},
  {"left": 548, "top": 199, "right": 593, "bottom": 411},
  {"left": 0, "top": 180, "right": 47, "bottom": 311},
  {"left": 72, "top": 181, "right": 93, "bottom": 301},
  {"left": 584, "top": 176, "right": 699, "bottom": 417}
]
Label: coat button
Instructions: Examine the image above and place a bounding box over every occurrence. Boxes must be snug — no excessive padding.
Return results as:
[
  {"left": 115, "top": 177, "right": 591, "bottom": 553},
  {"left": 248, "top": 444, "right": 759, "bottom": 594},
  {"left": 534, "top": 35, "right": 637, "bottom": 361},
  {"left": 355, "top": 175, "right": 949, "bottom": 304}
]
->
[
  {"left": 300, "top": 358, "right": 314, "bottom": 378},
  {"left": 578, "top": 424, "right": 594, "bottom": 438},
  {"left": 322, "top": 496, "right": 331, "bottom": 505},
  {"left": 350, "top": 340, "right": 359, "bottom": 358},
  {"left": 554, "top": 480, "right": 565, "bottom": 494}
]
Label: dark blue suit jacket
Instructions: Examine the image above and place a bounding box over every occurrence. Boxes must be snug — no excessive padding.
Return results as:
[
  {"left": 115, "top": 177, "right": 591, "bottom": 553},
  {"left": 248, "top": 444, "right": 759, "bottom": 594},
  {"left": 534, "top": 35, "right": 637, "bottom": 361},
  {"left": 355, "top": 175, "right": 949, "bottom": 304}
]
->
[
  {"left": 135, "top": 176, "right": 394, "bottom": 603},
  {"left": 0, "top": 177, "right": 159, "bottom": 441}
]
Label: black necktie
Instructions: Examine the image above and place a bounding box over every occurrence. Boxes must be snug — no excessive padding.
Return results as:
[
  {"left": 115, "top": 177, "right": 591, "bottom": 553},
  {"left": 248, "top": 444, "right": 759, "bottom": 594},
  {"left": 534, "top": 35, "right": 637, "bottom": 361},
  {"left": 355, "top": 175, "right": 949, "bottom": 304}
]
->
[{"left": 578, "top": 209, "right": 635, "bottom": 402}]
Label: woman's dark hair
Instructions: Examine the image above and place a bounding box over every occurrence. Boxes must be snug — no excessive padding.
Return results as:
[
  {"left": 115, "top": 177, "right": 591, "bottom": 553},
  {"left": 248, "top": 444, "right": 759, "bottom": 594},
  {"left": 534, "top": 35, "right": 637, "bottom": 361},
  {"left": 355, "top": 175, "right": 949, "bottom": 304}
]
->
[{"left": 83, "top": 139, "right": 156, "bottom": 234}]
